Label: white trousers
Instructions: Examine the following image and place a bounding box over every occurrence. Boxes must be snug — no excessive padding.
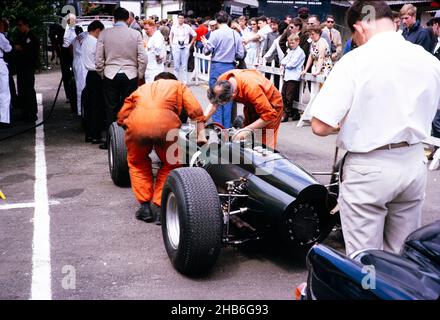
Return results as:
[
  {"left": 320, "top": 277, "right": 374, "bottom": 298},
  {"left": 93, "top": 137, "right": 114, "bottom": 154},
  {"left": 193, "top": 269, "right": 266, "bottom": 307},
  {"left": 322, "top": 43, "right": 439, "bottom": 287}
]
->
[
  {"left": 0, "top": 60, "right": 10, "bottom": 124},
  {"left": 339, "top": 143, "right": 427, "bottom": 256},
  {"left": 171, "top": 45, "right": 189, "bottom": 84},
  {"left": 144, "top": 64, "right": 164, "bottom": 84},
  {"left": 73, "top": 58, "right": 86, "bottom": 115}
]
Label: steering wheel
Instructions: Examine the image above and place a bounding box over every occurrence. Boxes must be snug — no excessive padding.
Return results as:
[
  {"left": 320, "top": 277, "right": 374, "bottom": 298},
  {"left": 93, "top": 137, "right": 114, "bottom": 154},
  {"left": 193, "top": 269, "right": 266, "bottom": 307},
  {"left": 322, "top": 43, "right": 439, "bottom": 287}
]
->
[
  {"left": 204, "top": 122, "right": 226, "bottom": 144},
  {"left": 189, "top": 122, "right": 225, "bottom": 168}
]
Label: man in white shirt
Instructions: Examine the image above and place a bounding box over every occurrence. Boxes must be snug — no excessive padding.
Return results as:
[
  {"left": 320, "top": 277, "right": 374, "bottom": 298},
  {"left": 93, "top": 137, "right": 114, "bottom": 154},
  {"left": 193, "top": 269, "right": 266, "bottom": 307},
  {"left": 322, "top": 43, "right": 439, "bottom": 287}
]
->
[
  {"left": 237, "top": 16, "right": 251, "bottom": 38},
  {"left": 81, "top": 20, "right": 105, "bottom": 143},
  {"left": 143, "top": 19, "right": 166, "bottom": 83},
  {"left": 310, "top": 1, "right": 440, "bottom": 256},
  {"left": 170, "top": 13, "right": 196, "bottom": 84},
  {"left": 63, "top": 14, "right": 77, "bottom": 49}
]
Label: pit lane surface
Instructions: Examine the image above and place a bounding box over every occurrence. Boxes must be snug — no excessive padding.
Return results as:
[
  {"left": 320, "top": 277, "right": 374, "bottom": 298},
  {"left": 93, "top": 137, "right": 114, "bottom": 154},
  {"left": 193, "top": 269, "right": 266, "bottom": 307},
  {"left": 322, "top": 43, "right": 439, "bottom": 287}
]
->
[{"left": 0, "top": 69, "right": 439, "bottom": 299}]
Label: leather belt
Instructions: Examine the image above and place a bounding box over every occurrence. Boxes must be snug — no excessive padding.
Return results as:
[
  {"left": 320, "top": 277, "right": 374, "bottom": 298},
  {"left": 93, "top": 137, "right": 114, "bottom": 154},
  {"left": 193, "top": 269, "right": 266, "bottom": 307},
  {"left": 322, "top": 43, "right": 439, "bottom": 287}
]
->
[{"left": 375, "top": 142, "right": 410, "bottom": 151}]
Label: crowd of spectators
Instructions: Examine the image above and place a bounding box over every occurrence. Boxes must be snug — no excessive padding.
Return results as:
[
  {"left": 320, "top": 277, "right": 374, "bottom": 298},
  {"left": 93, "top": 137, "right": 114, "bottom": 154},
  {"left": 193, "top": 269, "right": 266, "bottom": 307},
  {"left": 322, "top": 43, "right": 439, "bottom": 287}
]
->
[{"left": 0, "top": 3, "right": 439, "bottom": 136}]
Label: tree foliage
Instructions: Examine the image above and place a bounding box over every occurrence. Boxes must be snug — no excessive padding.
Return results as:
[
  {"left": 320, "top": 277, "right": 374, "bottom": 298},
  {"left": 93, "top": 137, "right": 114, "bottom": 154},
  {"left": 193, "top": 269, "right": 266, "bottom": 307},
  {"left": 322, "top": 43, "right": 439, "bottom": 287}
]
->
[
  {"left": 0, "top": 0, "right": 63, "bottom": 38},
  {"left": 0, "top": 1, "right": 68, "bottom": 70}
]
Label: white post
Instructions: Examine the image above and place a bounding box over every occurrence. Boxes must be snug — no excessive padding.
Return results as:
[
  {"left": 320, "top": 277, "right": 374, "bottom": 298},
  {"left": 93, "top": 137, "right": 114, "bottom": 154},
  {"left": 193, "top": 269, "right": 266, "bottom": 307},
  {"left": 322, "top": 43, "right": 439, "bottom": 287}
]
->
[
  {"left": 194, "top": 49, "right": 199, "bottom": 86},
  {"left": 270, "top": 60, "right": 275, "bottom": 83},
  {"left": 297, "top": 74, "right": 325, "bottom": 127}
]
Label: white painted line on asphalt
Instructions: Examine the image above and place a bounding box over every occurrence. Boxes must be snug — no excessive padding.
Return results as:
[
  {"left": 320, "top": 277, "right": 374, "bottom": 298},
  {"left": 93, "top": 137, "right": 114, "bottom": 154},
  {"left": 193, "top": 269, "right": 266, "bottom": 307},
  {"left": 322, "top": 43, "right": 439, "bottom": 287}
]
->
[
  {"left": 31, "top": 93, "right": 52, "bottom": 300},
  {"left": 0, "top": 200, "right": 60, "bottom": 211}
]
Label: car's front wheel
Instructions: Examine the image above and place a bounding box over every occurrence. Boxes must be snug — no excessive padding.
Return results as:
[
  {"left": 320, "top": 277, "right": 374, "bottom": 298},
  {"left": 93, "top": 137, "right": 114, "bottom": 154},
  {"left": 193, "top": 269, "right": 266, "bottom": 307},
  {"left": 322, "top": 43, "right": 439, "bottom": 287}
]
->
[{"left": 161, "top": 167, "right": 222, "bottom": 276}]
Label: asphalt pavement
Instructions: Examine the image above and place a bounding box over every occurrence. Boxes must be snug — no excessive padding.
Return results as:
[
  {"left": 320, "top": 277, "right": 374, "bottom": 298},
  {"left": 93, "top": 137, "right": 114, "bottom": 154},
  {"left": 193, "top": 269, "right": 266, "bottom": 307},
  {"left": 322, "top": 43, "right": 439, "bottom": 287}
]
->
[{"left": 0, "top": 67, "right": 439, "bottom": 300}]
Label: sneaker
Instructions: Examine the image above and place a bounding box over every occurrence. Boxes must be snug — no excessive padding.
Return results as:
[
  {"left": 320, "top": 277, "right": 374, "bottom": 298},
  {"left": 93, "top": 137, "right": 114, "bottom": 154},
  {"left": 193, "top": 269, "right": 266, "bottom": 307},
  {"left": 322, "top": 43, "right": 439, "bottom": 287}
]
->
[
  {"left": 135, "top": 202, "right": 154, "bottom": 222},
  {"left": 150, "top": 203, "right": 162, "bottom": 225}
]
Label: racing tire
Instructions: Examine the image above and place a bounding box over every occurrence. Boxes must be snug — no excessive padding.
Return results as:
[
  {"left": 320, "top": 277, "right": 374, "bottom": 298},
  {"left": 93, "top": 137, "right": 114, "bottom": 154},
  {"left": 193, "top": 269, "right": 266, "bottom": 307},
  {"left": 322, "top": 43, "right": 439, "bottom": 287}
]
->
[
  {"left": 232, "top": 115, "right": 245, "bottom": 129},
  {"left": 161, "top": 167, "right": 222, "bottom": 276},
  {"left": 108, "top": 122, "right": 130, "bottom": 187}
]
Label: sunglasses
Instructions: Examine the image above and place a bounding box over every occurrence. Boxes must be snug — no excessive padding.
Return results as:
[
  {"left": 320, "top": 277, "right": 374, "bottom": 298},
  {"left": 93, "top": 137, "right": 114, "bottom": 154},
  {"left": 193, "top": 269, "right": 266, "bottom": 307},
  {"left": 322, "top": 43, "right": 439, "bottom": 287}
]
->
[{"left": 327, "top": 20, "right": 335, "bottom": 23}]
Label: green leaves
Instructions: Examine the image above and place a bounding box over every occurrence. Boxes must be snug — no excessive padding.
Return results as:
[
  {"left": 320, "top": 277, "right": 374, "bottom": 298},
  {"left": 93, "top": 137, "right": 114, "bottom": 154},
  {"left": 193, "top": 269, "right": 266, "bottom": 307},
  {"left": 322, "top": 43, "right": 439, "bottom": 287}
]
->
[{"left": 0, "top": 0, "right": 61, "bottom": 35}]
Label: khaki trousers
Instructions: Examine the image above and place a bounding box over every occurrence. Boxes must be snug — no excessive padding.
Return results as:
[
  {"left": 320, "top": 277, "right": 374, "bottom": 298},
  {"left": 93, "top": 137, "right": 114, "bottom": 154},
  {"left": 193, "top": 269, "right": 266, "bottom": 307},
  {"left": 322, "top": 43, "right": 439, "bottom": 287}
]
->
[{"left": 339, "top": 143, "right": 427, "bottom": 256}]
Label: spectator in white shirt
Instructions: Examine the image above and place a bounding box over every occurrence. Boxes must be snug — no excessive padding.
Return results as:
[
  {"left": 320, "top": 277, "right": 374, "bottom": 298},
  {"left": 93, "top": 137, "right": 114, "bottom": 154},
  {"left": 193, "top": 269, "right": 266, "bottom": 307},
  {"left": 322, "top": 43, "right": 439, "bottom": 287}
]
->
[
  {"left": 310, "top": 0, "right": 440, "bottom": 257},
  {"left": 169, "top": 13, "right": 196, "bottom": 84},
  {"left": 237, "top": 16, "right": 251, "bottom": 38},
  {"left": 81, "top": 20, "right": 105, "bottom": 144},
  {"left": 63, "top": 13, "right": 77, "bottom": 49},
  {"left": 143, "top": 19, "right": 166, "bottom": 83}
]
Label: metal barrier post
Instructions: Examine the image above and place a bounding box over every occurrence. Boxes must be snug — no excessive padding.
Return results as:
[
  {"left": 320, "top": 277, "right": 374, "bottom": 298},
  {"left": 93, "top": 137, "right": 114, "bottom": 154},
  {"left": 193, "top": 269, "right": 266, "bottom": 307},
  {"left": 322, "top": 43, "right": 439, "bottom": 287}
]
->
[{"left": 297, "top": 74, "right": 326, "bottom": 127}]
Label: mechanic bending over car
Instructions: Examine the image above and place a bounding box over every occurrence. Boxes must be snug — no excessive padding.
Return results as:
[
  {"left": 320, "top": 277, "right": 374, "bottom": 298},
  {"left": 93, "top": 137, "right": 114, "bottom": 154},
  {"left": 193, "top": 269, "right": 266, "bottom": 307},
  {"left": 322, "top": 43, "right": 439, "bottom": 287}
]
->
[
  {"left": 204, "top": 69, "right": 283, "bottom": 149},
  {"left": 117, "top": 72, "right": 207, "bottom": 224},
  {"left": 310, "top": 1, "right": 440, "bottom": 257}
]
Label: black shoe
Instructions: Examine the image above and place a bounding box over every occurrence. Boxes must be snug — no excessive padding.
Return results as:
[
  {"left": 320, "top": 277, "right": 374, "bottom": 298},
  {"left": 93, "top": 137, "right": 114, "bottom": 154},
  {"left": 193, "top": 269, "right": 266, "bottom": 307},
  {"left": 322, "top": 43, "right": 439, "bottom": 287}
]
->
[
  {"left": 0, "top": 123, "right": 12, "bottom": 129},
  {"left": 99, "top": 143, "right": 108, "bottom": 150},
  {"left": 291, "top": 111, "right": 301, "bottom": 121},
  {"left": 135, "top": 202, "right": 154, "bottom": 222},
  {"left": 281, "top": 116, "right": 289, "bottom": 123},
  {"left": 150, "top": 203, "right": 162, "bottom": 225},
  {"left": 85, "top": 136, "right": 93, "bottom": 143}
]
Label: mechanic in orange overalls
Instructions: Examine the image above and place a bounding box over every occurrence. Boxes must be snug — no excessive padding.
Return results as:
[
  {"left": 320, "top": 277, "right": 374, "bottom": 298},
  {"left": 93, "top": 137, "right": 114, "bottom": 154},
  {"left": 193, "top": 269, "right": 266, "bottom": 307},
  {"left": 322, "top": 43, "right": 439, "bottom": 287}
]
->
[
  {"left": 117, "top": 72, "right": 206, "bottom": 223},
  {"left": 204, "top": 69, "right": 283, "bottom": 149}
]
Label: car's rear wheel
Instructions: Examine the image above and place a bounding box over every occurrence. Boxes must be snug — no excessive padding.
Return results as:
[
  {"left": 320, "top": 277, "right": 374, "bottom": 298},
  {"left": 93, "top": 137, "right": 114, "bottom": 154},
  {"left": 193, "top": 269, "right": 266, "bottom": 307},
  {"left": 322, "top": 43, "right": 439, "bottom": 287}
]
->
[
  {"left": 108, "top": 122, "right": 130, "bottom": 187},
  {"left": 161, "top": 167, "right": 222, "bottom": 276}
]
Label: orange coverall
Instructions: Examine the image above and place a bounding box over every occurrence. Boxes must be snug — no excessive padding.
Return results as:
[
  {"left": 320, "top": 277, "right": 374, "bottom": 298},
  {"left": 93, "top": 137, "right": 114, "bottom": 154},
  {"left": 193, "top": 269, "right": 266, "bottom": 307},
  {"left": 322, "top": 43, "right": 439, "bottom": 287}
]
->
[
  {"left": 117, "top": 79, "right": 205, "bottom": 206},
  {"left": 218, "top": 69, "right": 283, "bottom": 149}
]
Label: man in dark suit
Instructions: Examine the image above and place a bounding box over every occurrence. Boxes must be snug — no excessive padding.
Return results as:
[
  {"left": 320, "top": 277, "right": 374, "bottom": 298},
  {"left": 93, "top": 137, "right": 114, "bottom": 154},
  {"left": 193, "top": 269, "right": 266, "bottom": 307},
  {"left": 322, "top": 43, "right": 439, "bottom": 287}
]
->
[
  {"left": 428, "top": 12, "right": 440, "bottom": 138},
  {"left": 14, "top": 17, "right": 40, "bottom": 122},
  {"left": 401, "top": 4, "right": 432, "bottom": 52},
  {"left": 429, "top": 13, "right": 440, "bottom": 61}
]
